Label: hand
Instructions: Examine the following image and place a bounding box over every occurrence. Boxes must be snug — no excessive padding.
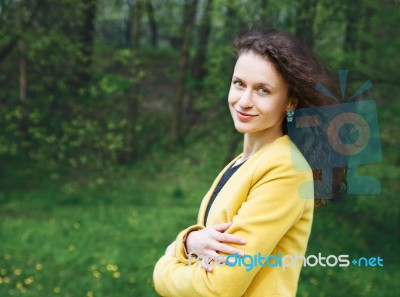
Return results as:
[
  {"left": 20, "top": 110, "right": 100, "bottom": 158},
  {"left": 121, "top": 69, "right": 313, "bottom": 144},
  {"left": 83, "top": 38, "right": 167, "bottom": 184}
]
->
[
  {"left": 185, "top": 222, "right": 246, "bottom": 272},
  {"left": 165, "top": 241, "right": 176, "bottom": 257}
]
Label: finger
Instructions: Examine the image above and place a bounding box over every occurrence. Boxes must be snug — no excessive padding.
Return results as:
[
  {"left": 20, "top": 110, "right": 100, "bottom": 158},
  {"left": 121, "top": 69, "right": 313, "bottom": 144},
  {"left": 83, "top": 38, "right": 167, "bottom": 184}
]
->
[
  {"left": 202, "top": 261, "right": 213, "bottom": 272},
  {"left": 217, "top": 233, "right": 247, "bottom": 245},
  {"left": 201, "top": 257, "right": 213, "bottom": 270},
  {"left": 212, "top": 222, "right": 233, "bottom": 232},
  {"left": 201, "top": 250, "right": 224, "bottom": 272},
  {"left": 203, "top": 250, "right": 221, "bottom": 260},
  {"left": 214, "top": 243, "right": 245, "bottom": 257},
  {"left": 199, "top": 252, "right": 218, "bottom": 272}
]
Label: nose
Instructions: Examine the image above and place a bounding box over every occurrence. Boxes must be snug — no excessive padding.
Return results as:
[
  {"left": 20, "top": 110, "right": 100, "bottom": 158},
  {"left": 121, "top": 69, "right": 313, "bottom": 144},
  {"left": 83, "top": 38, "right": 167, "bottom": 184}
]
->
[{"left": 238, "top": 89, "right": 253, "bottom": 108}]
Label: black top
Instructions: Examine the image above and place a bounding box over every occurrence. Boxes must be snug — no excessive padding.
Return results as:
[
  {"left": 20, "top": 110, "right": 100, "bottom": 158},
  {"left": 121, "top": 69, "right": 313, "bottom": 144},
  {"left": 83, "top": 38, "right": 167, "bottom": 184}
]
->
[{"left": 203, "top": 161, "right": 245, "bottom": 226}]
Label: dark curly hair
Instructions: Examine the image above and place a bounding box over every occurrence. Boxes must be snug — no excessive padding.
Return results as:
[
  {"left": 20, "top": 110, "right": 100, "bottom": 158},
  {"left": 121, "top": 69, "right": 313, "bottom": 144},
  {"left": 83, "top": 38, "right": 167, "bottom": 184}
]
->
[{"left": 233, "top": 29, "right": 346, "bottom": 205}]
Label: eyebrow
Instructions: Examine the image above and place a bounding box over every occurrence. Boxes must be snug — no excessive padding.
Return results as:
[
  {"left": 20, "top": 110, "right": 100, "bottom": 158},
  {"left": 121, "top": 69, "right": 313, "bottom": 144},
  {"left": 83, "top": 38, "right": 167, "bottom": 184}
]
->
[{"left": 232, "top": 75, "right": 274, "bottom": 89}]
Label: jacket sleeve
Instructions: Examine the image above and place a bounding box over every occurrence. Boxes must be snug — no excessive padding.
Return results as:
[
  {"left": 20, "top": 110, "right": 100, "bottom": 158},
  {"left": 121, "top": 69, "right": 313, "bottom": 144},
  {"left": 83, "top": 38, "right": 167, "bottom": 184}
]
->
[{"left": 153, "top": 160, "right": 313, "bottom": 297}]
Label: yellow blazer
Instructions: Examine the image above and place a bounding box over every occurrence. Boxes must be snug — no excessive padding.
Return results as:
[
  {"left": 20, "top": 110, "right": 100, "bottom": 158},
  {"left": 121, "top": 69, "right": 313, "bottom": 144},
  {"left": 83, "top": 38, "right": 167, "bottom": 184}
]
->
[{"left": 153, "top": 135, "right": 314, "bottom": 297}]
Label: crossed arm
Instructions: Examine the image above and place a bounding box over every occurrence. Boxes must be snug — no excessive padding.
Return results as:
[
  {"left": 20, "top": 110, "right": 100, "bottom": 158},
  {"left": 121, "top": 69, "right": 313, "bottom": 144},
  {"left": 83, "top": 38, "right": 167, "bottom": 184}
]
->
[
  {"left": 166, "top": 222, "right": 246, "bottom": 272},
  {"left": 153, "top": 163, "right": 311, "bottom": 297}
]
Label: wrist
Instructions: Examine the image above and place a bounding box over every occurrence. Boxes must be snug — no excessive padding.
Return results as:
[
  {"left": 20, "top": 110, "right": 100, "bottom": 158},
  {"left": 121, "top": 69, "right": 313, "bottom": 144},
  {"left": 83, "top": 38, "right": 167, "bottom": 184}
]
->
[{"left": 183, "top": 226, "right": 202, "bottom": 256}]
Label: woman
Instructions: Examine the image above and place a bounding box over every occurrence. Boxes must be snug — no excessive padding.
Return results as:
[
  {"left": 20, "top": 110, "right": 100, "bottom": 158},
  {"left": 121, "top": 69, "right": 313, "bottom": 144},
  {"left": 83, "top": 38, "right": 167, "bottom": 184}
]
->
[{"left": 153, "top": 29, "right": 336, "bottom": 297}]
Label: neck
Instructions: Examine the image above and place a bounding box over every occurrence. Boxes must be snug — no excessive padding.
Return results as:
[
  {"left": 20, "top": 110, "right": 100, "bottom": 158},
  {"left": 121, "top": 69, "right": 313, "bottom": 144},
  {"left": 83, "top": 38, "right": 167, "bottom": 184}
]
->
[{"left": 241, "top": 129, "right": 284, "bottom": 160}]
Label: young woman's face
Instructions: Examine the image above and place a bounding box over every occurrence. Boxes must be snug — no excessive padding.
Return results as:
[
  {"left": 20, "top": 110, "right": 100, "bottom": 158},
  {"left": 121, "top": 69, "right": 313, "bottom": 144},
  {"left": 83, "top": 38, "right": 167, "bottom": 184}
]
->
[{"left": 228, "top": 51, "right": 292, "bottom": 137}]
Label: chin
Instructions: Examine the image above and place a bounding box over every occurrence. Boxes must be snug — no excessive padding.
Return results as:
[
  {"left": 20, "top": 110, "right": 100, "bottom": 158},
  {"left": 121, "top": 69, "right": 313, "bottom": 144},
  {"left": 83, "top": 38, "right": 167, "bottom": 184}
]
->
[
  {"left": 234, "top": 123, "right": 254, "bottom": 134},
  {"left": 234, "top": 128, "right": 246, "bottom": 134}
]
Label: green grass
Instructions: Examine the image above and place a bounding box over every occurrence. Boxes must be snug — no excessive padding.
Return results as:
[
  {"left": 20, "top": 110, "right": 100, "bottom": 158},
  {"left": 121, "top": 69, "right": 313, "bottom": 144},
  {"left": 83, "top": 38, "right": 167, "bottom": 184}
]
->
[
  {"left": 1, "top": 102, "right": 399, "bottom": 297},
  {"left": 1, "top": 202, "right": 197, "bottom": 297},
  {"left": 0, "top": 142, "right": 221, "bottom": 297}
]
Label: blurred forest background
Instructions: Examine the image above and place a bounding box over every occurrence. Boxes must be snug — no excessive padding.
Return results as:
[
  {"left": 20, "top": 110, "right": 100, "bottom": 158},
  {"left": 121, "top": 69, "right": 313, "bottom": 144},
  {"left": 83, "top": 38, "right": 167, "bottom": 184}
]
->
[{"left": 0, "top": 0, "right": 399, "bottom": 296}]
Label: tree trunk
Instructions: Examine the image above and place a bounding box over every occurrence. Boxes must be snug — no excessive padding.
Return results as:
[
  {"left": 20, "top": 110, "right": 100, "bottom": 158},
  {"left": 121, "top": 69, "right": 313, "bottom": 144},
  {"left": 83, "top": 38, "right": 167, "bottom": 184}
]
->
[
  {"left": 19, "top": 38, "right": 28, "bottom": 136},
  {"left": 172, "top": 0, "right": 199, "bottom": 143},
  {"left": 295, "top": 0, "right": 318, "bottom": 48},
  {"left": 0, "top": 36, "right": 19, "bottom": 67},
  {"left": 146, "top": 0, "right": 158, "bottom": 47},
  {"left": 360, "top": 4, "right": 374, "bottom": 63},
  {"left": 0, "top": 3, "right": 39, "bottom": 67},
  {"left": 76, "top": 0, "right": 98, "bottom": 88},
  {"left": 344, "top": 0, "right": 360, "bottom": 53},
  {"left": 192, "top": 0, "right": 213, "bottom": 80},
  {"left": 120, "top": 0, "right": 142, "bottom": 163}
]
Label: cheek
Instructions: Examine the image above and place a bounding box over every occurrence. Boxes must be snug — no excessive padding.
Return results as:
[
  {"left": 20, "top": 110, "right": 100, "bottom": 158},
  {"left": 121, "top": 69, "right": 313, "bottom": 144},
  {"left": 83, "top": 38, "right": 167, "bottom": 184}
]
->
[
  {"left": 227, "top": 87, "right": 238, "bottom": 105},
  {"left": 255, "top": 99, "right": 274, "bottom": 112},
  {"left": 260, "top": 96, "right": 288, "bottom": 112}
]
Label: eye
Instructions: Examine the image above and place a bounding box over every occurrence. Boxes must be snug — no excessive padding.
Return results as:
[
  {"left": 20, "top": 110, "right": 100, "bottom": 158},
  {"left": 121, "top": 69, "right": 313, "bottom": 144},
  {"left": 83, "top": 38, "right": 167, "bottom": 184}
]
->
[
  {"left": 233, "top": 80, "right": 244, "bottom": 88},
  {"left": 258, "top": 87, "right": 270, "bottom": 94}
]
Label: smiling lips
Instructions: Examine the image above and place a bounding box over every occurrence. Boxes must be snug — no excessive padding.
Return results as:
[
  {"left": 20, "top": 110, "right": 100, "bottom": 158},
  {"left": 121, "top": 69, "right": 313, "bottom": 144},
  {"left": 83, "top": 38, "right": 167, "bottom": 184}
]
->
[{"left": 236, "top": 109, "right": 257, "bottom": 121}]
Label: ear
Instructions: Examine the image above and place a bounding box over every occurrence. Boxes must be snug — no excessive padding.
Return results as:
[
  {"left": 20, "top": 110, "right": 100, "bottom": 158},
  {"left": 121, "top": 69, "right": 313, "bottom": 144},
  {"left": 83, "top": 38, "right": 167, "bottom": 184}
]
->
[{"left": 286, "top": 97, "right": 298, "bottom": 111}]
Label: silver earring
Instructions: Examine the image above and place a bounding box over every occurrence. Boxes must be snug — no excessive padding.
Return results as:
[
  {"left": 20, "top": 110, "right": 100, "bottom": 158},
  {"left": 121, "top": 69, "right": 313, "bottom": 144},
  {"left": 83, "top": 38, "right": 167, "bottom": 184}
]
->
[{"left": 286, "top": 110, "right": 294, "bottom": 122}]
